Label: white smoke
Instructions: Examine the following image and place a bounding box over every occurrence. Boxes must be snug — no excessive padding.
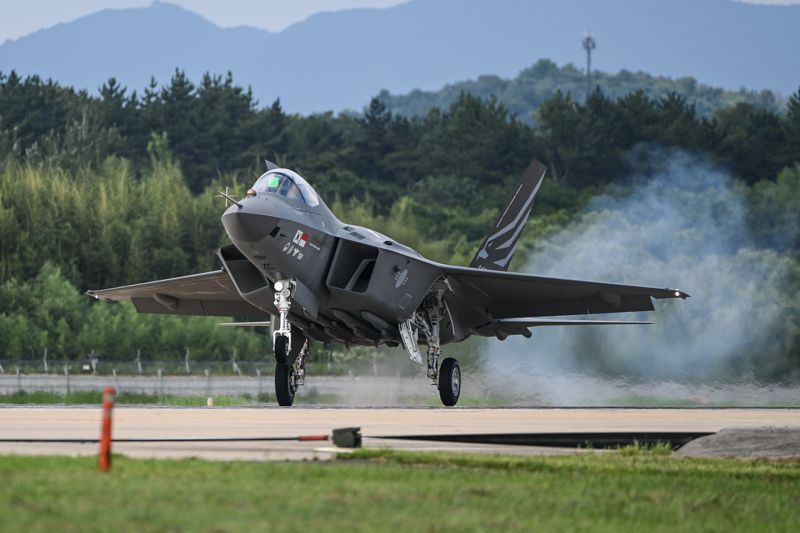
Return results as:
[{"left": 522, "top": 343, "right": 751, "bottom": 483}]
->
[{"left": 480, "top": 151, "right": 799, "bottom": 404}]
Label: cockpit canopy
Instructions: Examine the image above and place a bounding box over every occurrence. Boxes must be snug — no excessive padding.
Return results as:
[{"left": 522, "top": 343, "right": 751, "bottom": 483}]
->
[{"left": 251, "top": 170, "right": 320, "bottom": 207}]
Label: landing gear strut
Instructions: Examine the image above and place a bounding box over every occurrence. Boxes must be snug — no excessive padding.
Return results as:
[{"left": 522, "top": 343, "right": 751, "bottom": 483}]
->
[
  {"left": 273, "top": 280, "right": 293, "bottom": 363},
  {"left": 398, "top": 289, "right": 461, "bottom": 407}
]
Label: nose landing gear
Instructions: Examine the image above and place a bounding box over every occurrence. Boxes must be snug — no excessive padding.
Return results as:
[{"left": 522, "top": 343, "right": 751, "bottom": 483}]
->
[{"left": 271, "top": 279, "right": 308, "bottom": 407}]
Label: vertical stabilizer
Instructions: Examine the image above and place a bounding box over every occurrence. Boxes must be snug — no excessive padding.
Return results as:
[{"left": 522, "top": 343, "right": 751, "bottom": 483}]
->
[{"left": 469, "top": 158, "right": 547, "bottom": 271}]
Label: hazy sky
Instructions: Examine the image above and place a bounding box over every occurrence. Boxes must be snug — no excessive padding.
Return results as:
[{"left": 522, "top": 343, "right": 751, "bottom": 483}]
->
[{"left": 0, "top": 0, "right": 796, "bottom": 43}]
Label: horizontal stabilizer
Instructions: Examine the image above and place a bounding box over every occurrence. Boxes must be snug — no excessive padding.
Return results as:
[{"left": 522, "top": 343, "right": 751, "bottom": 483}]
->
[{"left": 478, "top": 316, "right": 652, "bottom": 339}]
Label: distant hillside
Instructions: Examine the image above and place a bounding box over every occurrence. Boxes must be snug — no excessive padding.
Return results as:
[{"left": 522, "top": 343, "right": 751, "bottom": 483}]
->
[
  {"left": 378, "top": 60, "right": 785, "bottom": 124},
  {"left": 0, "top": 0, "right": 798, "bottom": 114}
]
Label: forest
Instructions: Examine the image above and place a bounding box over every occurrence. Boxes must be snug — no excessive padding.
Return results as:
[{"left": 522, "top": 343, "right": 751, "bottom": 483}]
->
[
  {"left": 0, "top": 67, "right": 798, "bottom": 376},
  {"left": 378, "top": 59, "right": 786, "bottom": 124}
]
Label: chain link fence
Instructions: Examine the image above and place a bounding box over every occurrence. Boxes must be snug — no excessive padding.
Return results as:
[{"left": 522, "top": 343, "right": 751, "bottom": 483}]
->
[
  {"left": 3, "top": 360, "right": 799, "bottom": 407},
  {"left": 0, "top": 370, "right": 273, "bottom": 397},
  {"left": 0, "top": 357, "right": 430, "bottom": 402},
  {"left": 0, "top": 356, "right": 351, "bottom": 378}
]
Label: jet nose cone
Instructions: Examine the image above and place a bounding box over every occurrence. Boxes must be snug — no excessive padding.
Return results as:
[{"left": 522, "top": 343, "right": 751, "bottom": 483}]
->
[{"left": 222, "top": 208, "right": 278, "bottom": 243}]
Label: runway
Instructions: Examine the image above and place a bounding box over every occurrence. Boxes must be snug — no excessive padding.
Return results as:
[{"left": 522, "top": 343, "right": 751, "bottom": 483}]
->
[{"left": 1, "top": 407, "right": 798, "bottom": 461}]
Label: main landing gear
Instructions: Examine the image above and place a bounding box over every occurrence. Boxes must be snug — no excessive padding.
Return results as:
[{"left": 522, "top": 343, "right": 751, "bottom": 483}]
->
[
  {"left": 398, "top": 290, "right": 461, "bottom": 407},
  {"left": 272, "top": 280, "right": 307, "bottom": 407},
  {"left": 438, "top": 357, "right": 461, "bottom": 407}
]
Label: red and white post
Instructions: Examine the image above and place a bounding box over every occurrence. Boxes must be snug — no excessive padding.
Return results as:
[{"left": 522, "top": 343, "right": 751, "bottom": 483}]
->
[{"left": 98, "top": 386, "right": 115, "bottom": 472}]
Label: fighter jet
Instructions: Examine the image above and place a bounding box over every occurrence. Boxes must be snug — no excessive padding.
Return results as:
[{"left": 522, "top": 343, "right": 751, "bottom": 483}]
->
[{"left": 87, "top": 159, "right": 688, "bottom": 406}]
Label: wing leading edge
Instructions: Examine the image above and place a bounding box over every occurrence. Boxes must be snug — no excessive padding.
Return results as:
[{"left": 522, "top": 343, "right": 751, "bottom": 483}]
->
[{"left": 86, "top": 270, "right": 265, "bottom": 319}]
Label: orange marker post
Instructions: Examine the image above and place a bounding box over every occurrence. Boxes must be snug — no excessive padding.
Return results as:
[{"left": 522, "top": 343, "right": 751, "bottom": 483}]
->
[{"left": 98, "top": 386, "right": 115, "bottom": 472}]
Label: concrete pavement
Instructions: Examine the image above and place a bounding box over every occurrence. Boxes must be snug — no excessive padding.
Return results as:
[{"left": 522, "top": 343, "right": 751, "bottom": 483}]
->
[{"left": 1, "top": 407, "right": 797, "bottom": 461}]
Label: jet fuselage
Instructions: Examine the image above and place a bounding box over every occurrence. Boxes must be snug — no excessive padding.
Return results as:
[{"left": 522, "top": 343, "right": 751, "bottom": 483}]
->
[{"left": 219, "top": 180, "right": 453, "bottom": 347}]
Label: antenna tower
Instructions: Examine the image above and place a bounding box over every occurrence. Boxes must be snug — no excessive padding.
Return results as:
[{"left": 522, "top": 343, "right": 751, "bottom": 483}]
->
[{"left": 582, "top": 31, "right": 596, "bottom": 101}]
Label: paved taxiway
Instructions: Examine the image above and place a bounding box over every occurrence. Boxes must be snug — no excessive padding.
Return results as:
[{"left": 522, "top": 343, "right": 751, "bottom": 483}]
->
[{"left": 1, "top": 407, "right": 798, "bottom": 461}]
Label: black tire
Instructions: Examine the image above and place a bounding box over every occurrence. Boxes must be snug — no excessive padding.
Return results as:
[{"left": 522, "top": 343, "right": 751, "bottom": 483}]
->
[
  {"left": 275, "top": 362, "right": 295, "bottom": 406},
  {"left": 438, "top": 357, "right": 461, "bottom": 407},
  {"left": 274, "top": 335, "right": 290, "bottom": 364},
  {"left": 273, "top": 327, "right": 307, "bottom": 364}
]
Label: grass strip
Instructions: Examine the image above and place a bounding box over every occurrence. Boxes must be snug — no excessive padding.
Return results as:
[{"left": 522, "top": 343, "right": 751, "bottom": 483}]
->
[{"left": 0, "top": 449, "right": 798, "bottom": 531}]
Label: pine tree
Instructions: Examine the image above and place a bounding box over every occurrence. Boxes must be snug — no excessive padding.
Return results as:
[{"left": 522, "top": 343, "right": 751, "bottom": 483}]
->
[{"left": 785, "top": 87, "right": 800, "bottom": 165}]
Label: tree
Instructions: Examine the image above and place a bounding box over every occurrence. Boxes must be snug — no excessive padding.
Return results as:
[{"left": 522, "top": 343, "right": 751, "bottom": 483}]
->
[
  {"left": 785, "top": 87, "right": 800, "bottom": 166},
  {"left": 536, "top": 91, "right": 581, "bottom": 185},
  {"left": 715, "top": 103, "right": 786, "bottom": 183}
]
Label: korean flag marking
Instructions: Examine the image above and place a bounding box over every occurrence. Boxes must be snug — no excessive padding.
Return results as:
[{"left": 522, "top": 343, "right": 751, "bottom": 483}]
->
[{"left": 293, "top": 230, "right": 309, "bottom": 248}]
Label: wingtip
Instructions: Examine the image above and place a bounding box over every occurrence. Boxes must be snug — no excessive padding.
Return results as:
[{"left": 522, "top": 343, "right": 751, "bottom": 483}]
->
[
  {"left": 85, "top": 290, "right": 110, "bottom": 302},
  {"left": 668, "top": 289, "right": 690, "bottom": 299}
]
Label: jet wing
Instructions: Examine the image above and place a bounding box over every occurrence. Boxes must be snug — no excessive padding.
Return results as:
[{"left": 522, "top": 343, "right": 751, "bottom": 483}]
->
[
  {"left": 442, "top": 265, "right": 688, "bottom": 320},
  {"left": 86, "top": 270, "right": 265, "bottom": 319}
]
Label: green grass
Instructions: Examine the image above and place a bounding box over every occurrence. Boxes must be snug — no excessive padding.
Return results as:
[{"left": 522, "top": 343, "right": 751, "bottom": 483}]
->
[
  {"left": 0, "top": 391, "right": 509, "bottom": 407},
  {"left": 0, "top": 391, "right": 256, "bottom": 406},
  {"left": 0, "top": 450, "right": 798, "bottom": 532},
  {"left": 0, "top": 390, "right": 339, "bottom": 406},
  {"left": 3, "top": 390, "right": 798, "bottom": 408},
  {"left": 0, "top": 391, "right": 104, "bottom": 405}
]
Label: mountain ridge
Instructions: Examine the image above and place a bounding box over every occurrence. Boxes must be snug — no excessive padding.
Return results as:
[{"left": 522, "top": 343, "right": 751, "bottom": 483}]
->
[{"left": 0, "top": 0, "right": 797, "bottom": 113}]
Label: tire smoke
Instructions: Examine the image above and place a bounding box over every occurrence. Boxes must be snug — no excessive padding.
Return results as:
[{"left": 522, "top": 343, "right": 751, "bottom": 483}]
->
[{"left": 481, "top": 151, "right": 800, "bottom": 405}]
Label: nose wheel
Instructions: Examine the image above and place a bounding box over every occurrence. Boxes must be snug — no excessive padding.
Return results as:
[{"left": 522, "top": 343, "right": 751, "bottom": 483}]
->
[
  {"left": 274, "top": 335, "right": 290, "bottom": 364},
  {"left": 275, "top": 362, "right": 296, "bottom": 406},
  {"left": 438, "top": 357, "right": 461, "bottom": 407},
  {"left": 273, "top": 332, "right": 308, "bottom": 407}
]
